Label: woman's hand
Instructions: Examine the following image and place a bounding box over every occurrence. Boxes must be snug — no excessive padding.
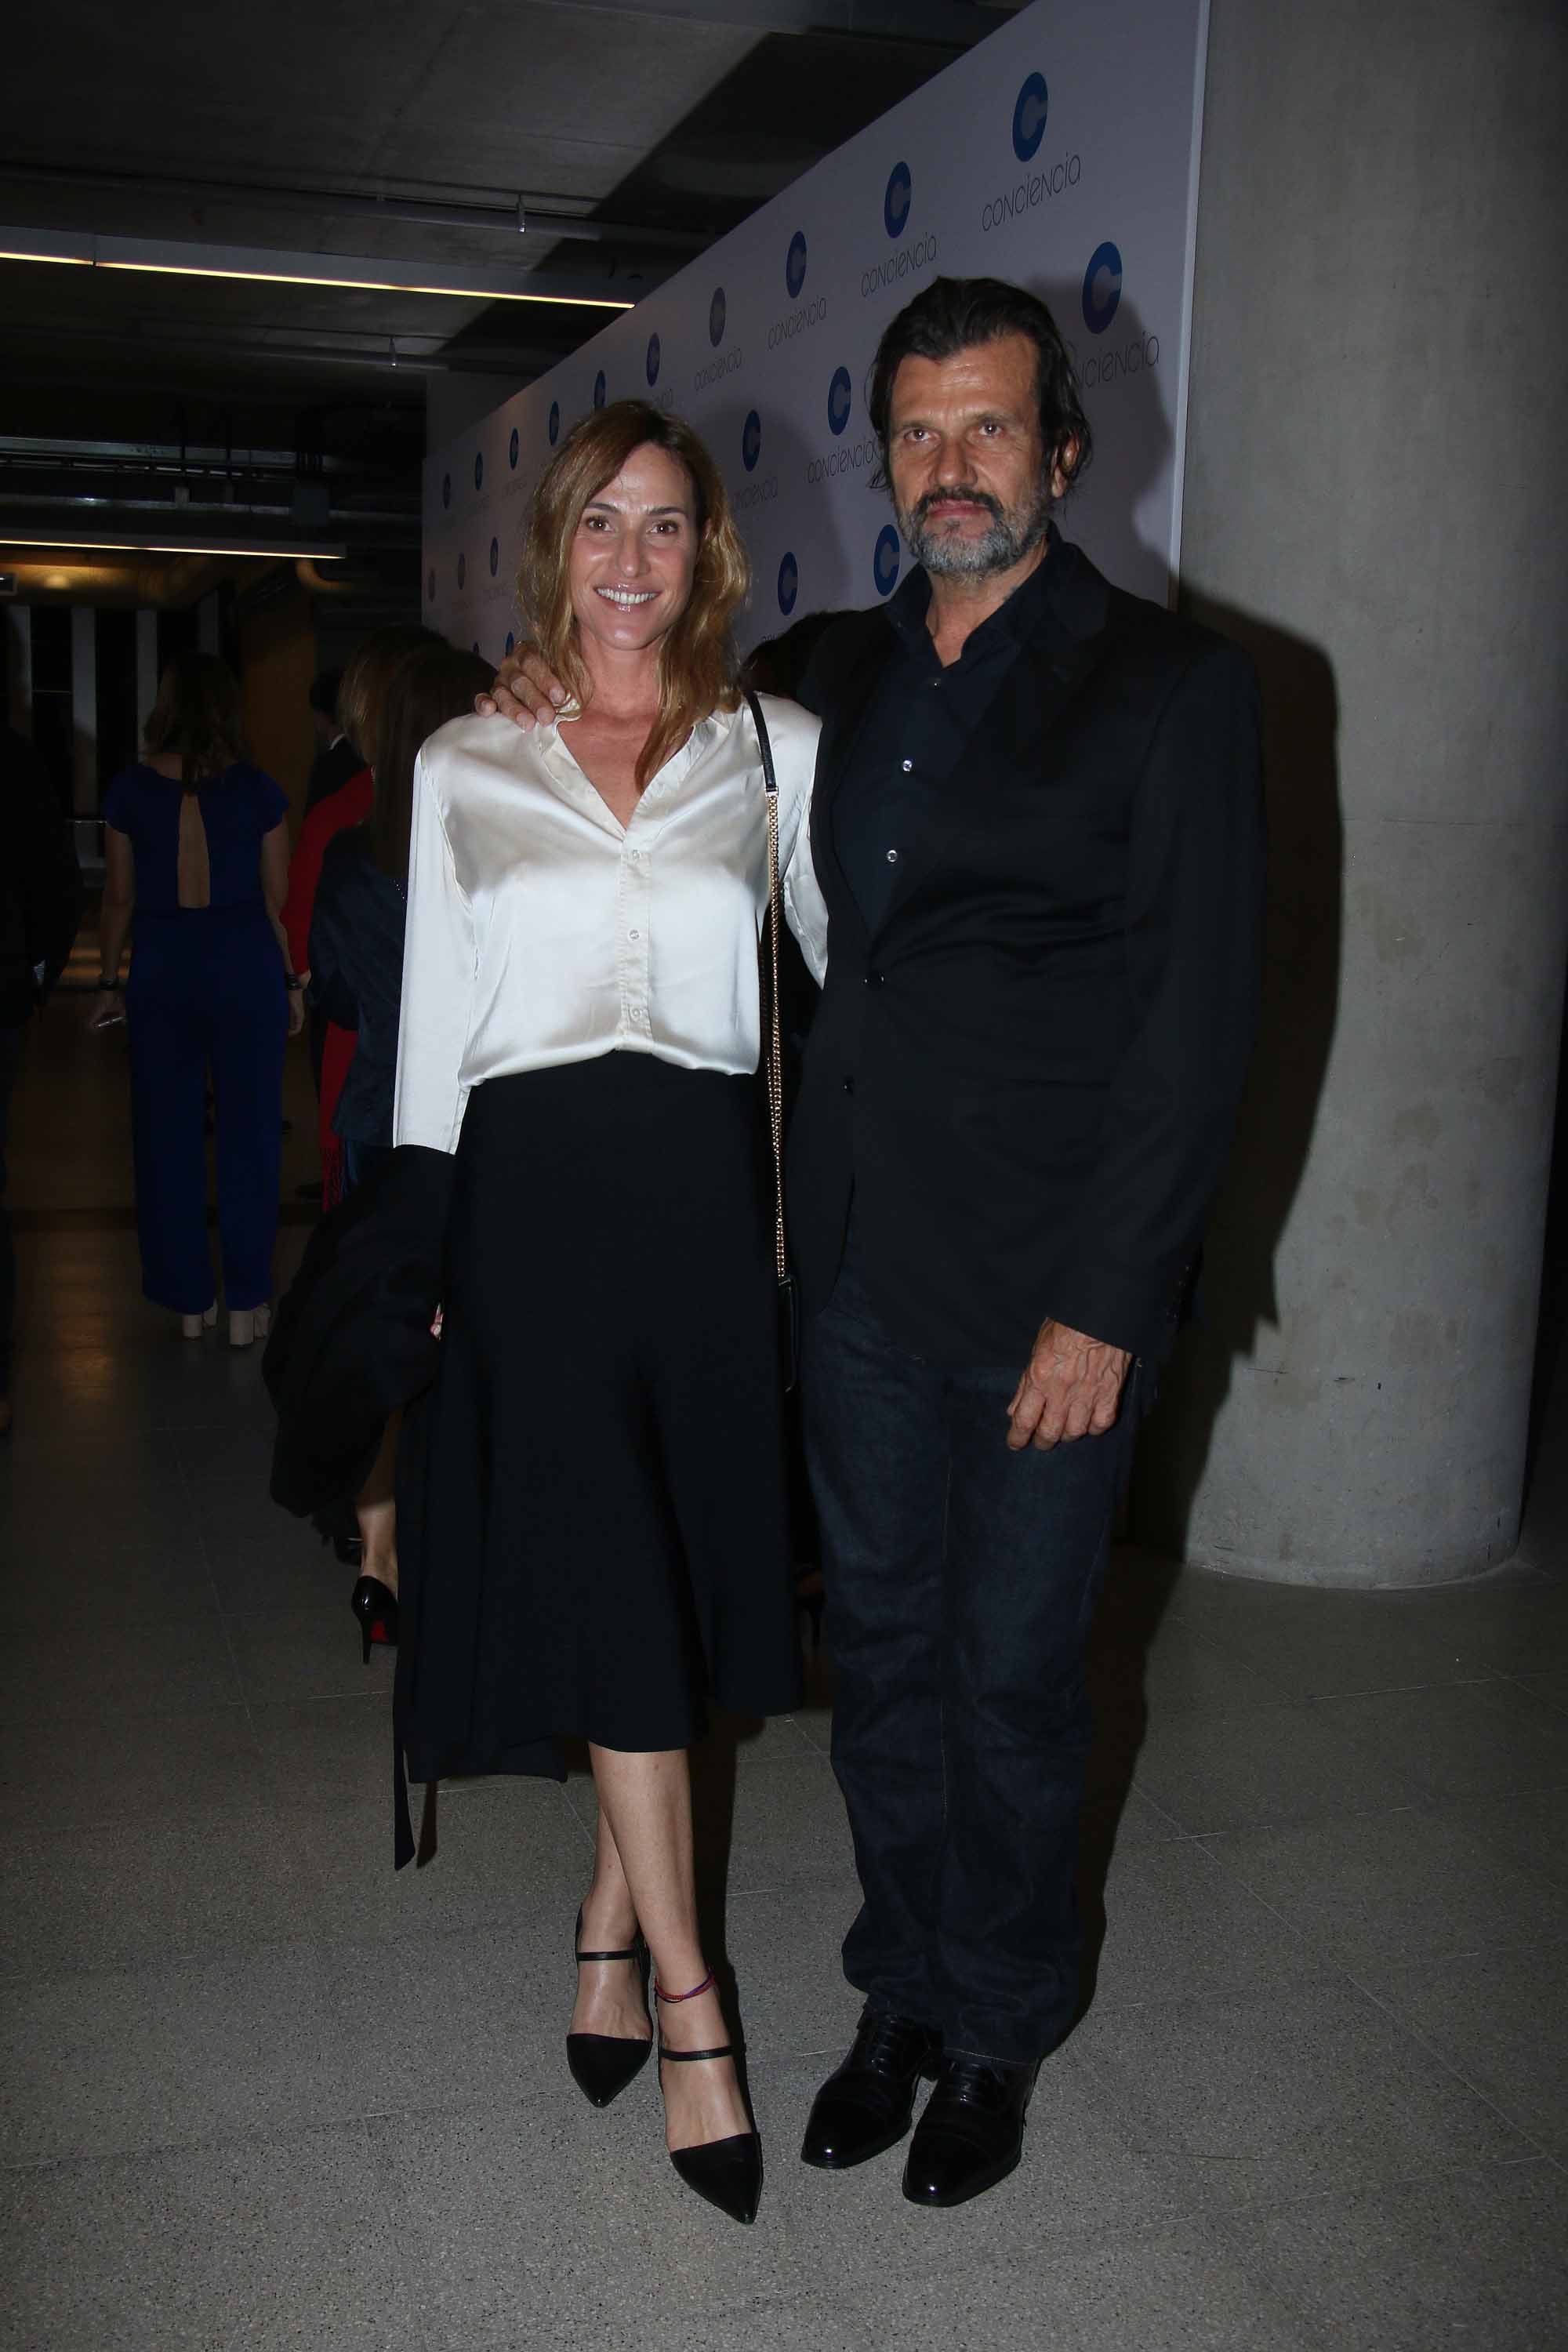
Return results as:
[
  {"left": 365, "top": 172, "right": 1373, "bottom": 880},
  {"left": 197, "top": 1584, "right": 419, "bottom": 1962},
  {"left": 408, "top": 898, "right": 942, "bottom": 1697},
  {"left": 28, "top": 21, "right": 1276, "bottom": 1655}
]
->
[
  {"left": 86, "top": 989, "right": 125, "bottom": 1031},
  {"left": 286, "top": 989, "right": 306, "bottom": 1037},
  {"left": 476, "top": 645, "right": 567, "bottom": 730}
]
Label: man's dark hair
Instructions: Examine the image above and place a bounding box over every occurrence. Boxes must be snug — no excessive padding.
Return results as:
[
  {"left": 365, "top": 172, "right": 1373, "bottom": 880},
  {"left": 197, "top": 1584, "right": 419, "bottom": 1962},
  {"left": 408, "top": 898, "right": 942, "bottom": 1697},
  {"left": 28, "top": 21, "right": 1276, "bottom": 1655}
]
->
[
  {"left": 866, "top": 276, "right": 1092, "bottom": 496},
  {"left": 309, "top": 668, "right": 344, "bottom": 722}
]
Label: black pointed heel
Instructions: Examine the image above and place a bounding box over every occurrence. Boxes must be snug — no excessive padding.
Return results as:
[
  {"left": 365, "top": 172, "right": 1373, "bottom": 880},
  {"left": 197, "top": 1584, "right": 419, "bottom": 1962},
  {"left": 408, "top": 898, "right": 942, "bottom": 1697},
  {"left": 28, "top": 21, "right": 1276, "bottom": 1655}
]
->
[
  {"left": 656, "top": 1968, "right": 762, "bottom": 2225},
  {"left": 566, "top": 1907, "right": 652, "bottom": 2108},
  {"left": 349, "top": 1575, "right": 398, "bottom": 1664}
]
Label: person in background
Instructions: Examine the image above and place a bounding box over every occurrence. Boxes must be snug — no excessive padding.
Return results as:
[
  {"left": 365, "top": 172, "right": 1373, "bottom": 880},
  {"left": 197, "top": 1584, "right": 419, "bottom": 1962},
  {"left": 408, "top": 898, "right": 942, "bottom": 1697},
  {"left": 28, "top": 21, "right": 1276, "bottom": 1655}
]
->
[
  {"left": 306, "top": 641, "right": 492, "bottom": 1661},
  {"left": 281, "top": 626, "right": 435, "bottom": 1207},
  {"left": 0, "top": 721, "right": 81, "bottom": 1435},
  {"left": 303, "top": 669, "right": 360, "bottom": 815},
  {"left": 89, "top": 654, "right": 303, "bottom": 1347}
]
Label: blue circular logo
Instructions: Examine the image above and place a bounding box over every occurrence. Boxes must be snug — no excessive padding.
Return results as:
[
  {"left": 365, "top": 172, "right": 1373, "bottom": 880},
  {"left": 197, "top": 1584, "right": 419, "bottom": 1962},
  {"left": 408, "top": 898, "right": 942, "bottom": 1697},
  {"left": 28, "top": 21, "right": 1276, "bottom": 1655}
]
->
[
  {"left": 505, "top": 630, "right": 515, "bottom": 656},
  {"left": 474, "top": 451, "right": 484, "bottom": 492},
  {"left": 548, "top": 401, "right": 560, "bottom": 445},
  {"left": 786, "top": 230, "right": 808, "bottom": 299},
  {"left": 709, "top": 286, "right": 727, "bottom": 347},
  {"left": 884, "top": 161, "right": 912, "bottom": 241},
  {"left": 593, "top": 371, "right": 607, "bottom": 409},
  {"left": 441, "top": 474, "right": 451, "bottom": 510},
  {"left": 873, "top": 526, "right": 902, "bottom": 597},
  {"left": 489, "top": 537, "right": 499, "bottom": 578},
  {"left": 1013, "top": 71, "right": 1049, "bottom": 162},
  {"left": 508, "top": 426, "right": 519, "bottom": 470},
  {"left": 456, "top": 552, "right": 466, "bottom": 590},
  {"left": 742, "top": 410, "right": 762, "bottom": 473},
  {"left": 777, "top": 552, "right": 799, "bottom": 616},
  {"left": 1082, "top": 241, "right": 1123, "bottom": 336},
  {"left": 827, "top": 365, "right": 853, "bottom": 437},
  {"left": 426, "top": 568, "right": 435, "bottom": 604},
  {"left": 646, "top": 332, "right": 661, "bottom": 387}
]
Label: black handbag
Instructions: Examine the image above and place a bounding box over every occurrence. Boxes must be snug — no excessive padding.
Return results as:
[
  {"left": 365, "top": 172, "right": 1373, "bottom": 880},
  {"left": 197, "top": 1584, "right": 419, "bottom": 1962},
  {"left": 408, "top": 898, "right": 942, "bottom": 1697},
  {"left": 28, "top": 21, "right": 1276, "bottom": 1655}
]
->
[{"left": 743, "top": 688, "right": 800, "bottom": 1393}]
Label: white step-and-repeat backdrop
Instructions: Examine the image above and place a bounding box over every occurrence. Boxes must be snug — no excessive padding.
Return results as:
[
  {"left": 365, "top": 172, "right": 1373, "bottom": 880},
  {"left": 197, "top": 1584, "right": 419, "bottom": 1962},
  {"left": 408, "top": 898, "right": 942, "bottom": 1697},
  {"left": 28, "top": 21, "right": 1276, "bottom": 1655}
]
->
[{"left": 423, "top": 0, "right": 1209, "bottom": 661}]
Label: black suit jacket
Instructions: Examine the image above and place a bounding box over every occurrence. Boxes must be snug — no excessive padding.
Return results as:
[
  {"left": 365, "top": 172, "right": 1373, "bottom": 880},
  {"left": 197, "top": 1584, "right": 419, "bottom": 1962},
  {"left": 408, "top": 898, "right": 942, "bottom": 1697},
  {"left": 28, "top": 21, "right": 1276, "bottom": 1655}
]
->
[
  {"left": 304, "top": 734, "right": 364, "bottom": 815},
  {"left": 787, "top": 537, "right": 1265, "bottom": 1368}
]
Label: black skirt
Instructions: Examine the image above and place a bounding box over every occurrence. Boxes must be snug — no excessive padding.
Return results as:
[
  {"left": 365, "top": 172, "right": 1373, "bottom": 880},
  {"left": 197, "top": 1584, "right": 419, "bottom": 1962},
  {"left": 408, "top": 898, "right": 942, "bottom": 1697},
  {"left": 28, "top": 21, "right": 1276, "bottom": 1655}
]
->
[{"left": 398, "top": 1053, "right": 800, "bottom": 1792}]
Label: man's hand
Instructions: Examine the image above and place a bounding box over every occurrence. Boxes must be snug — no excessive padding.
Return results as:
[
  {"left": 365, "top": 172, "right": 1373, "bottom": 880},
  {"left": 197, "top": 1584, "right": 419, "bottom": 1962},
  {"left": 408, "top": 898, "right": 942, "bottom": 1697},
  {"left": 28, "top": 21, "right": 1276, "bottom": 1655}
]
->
[
  {"left": 475, "top": 644, "right": 567, "bottom": 729},
  {"left": 1006, "top": 1319, "right": 1131, "bottom": 1451}
]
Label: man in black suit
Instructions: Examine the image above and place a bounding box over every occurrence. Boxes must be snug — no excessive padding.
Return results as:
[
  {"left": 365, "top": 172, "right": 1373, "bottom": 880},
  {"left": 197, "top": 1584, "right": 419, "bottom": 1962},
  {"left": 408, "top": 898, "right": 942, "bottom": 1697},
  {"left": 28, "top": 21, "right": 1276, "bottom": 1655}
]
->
[
  {"left": 779, "top": 277, "right": 1262, "bottom": 2209},
  {"left": 484, "top": 276, "right": 1263, "bottom": 2209}
]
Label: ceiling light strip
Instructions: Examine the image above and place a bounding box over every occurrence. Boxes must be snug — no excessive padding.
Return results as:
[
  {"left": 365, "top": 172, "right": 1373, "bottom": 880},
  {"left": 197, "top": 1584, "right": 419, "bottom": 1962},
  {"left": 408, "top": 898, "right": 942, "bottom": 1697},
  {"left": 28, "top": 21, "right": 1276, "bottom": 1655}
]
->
[
  {"left": 0, "top": 532, "right": 348, "bottom": 559},
  {"left": 0, "top": 230, "right": 633, "bottom": 308}
]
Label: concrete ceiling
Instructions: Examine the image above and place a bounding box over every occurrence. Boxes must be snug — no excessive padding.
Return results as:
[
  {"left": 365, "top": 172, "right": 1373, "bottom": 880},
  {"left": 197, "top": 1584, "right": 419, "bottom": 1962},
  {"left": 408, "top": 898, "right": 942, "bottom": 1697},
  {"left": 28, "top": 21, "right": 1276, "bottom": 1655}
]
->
[{"left": 2, "top": 0, "right": 1019, "bottom": 604}]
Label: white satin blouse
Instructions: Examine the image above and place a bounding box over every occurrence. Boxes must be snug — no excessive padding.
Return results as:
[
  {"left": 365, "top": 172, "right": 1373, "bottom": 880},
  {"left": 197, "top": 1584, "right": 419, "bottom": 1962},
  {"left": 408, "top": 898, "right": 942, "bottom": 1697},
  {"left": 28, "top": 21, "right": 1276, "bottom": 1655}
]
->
[{"left": 392, "top": 697, "right": 829, "bottom": 1154}]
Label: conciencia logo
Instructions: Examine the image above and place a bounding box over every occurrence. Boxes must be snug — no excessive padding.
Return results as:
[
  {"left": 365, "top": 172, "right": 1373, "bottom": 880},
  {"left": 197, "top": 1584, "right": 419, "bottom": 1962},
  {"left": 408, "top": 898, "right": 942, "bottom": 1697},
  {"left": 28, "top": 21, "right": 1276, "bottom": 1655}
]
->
[
  {"left": 548, "top": 402, "right": 560, "bottom": 445},
  {"left": 980, "top": 153, "right": 1080, "bottom": 235},
  {"left": 646, "top": 333, "right": 661, "bottom": 387},
  {"left": 1082, "top": 241, "right": 1123, "bottom": 335},
  {"left": 508, "top": 427, "right": 519, "bottom": 470},
  {"left": 709, "top": 287, "right": 727, "bottom": 348},
  {"left": 873, "top": 527, "right": 901, "bottom": 597},
  {"left": 827, "top": 367, "right": 852, "bottom": 437},
  {"left": 742, "top": 411, "right": 762, "bottom": 473},
  {"left": 778, "top": 551, "right": 799, "bottom": 615},
  {"left": 474, "top": 451, "right": 484, "bottom": 492},
  {"left": 786, "top": 230, "right": 808, "bottom": 299},
  {"left": 1013, "top": 71, "right": 1049, "bottom": 162},
  {"left": 884, "top": 162, "right": 912, "bottom": 241},
  {"left": 489, "top": 538, "right": 499, "bottom": 578}
]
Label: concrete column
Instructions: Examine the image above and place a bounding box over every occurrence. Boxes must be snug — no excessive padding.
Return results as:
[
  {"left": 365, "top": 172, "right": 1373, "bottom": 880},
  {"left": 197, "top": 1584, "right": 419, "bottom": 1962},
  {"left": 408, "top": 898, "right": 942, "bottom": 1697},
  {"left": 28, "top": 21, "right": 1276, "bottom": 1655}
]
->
[
  {"left": 70, "top": 605, "right": 97, "bottom": 813},
  {"left": 1133, "top": 0, "right": 1568, "bottom": 1585}
]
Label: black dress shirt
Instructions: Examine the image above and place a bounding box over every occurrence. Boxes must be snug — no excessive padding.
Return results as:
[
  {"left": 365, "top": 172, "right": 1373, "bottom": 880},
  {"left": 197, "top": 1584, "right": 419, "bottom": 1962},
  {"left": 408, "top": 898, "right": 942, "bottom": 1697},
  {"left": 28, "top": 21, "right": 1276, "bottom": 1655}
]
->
[
  {"left": 789, "top": 533, "right": 1266, "bottom": 1366},
  {"left": 833, "top": 531, "right": 1065, "bottom": 938}
]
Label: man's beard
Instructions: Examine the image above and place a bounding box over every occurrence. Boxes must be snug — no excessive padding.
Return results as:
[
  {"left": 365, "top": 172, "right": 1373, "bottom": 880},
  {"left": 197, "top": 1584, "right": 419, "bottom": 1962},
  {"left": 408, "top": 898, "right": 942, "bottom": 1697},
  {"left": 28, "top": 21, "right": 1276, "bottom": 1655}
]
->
[{"left": 898, "top": 478, "right": 1052, "bottom": 579}]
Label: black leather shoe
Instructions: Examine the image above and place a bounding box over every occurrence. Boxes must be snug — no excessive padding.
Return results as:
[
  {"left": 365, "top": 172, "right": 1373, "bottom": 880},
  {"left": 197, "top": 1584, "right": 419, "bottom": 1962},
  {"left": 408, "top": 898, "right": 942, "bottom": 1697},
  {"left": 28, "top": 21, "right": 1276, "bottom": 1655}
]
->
[
  {"left": 800, "top": 2012, "right": 943, "bottom": 2170},
  {"left": 901, "top": 2053, "right": 1036, "bottom": 2207}
]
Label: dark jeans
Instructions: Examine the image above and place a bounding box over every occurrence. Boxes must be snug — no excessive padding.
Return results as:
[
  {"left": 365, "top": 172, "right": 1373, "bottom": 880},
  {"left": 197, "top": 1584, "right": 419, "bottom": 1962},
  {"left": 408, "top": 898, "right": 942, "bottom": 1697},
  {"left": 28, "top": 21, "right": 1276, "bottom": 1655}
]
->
[{"left": 803, "top": 1221, "right": 1145, "bottom": 2064}]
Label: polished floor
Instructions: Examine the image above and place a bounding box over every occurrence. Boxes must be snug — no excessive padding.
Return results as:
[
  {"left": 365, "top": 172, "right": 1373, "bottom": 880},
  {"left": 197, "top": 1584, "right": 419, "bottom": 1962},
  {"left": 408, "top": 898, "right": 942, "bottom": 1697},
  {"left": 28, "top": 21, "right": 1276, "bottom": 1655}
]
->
[{"left": 3, "top": 995, "right": 1567, "bottom": 2350}]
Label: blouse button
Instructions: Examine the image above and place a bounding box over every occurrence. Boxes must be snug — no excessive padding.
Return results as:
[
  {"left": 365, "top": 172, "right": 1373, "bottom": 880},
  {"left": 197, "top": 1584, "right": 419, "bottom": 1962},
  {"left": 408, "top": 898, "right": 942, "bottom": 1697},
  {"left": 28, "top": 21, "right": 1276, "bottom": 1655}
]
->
[
  {"left": 628, "top": 928, "right": 641, "bottom": 941},
  {"left": 901, "top": 758, "right": 913, "bottom": 772},
  {"left": 885, "top": 848, "right": 898, "bottom": 865}
]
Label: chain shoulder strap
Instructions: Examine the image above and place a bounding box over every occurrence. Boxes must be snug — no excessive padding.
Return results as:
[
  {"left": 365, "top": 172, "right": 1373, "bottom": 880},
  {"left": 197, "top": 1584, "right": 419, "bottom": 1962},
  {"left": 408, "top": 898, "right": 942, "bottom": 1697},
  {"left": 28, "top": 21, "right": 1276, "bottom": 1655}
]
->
[{"left": 742, "top": 688, "right": 788, "bottom": 1287}]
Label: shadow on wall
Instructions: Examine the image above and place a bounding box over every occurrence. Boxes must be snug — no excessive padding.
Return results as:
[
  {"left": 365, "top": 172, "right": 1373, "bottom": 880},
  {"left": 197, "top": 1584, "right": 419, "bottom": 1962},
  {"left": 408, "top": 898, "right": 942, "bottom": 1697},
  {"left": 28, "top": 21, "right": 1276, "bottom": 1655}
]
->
[
  {"left": 1039, "top": 286, "right": 1173, "bottom": 601},
  {"left": 1130, "top": 595, "right": 1345, "bottom": 1562}
]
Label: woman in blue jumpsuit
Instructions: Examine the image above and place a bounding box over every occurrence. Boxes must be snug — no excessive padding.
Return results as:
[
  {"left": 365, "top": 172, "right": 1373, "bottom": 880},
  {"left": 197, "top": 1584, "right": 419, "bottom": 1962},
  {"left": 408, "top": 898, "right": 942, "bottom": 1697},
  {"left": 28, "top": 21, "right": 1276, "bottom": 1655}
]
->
[{"left": 90, "top": 655, "right": 303, "bottom": 1345}]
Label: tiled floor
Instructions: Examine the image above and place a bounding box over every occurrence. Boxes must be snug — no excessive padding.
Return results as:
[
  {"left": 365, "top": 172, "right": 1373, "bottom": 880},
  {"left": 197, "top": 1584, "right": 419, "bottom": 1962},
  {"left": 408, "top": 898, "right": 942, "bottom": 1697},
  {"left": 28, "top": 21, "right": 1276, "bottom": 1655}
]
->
[{"left": 3, "top": 996, "right": 1566, "bottom": 2350}]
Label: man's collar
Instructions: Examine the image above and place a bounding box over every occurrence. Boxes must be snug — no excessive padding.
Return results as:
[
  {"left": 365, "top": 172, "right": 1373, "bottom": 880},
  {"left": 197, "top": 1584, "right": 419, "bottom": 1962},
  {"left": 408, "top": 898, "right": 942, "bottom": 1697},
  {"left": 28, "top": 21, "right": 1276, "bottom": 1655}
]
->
[{"left": 884, "top": 521, "right": 1088, "bottom": 658}]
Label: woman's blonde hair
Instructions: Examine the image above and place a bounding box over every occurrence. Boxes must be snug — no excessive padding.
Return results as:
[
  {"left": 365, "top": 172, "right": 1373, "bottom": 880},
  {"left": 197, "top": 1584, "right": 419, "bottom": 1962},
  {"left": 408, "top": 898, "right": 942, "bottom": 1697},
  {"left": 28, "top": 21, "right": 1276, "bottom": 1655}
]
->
[{"left": 517, "top": 400, "right": 750, "bottom": 789}]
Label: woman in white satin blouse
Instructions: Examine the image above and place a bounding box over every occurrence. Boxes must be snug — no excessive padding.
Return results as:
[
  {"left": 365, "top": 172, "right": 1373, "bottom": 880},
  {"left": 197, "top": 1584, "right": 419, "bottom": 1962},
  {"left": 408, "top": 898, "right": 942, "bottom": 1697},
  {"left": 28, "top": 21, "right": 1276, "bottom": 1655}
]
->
[{"left": 393, "top": 401, "right": 826, "bottom": 2227}]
